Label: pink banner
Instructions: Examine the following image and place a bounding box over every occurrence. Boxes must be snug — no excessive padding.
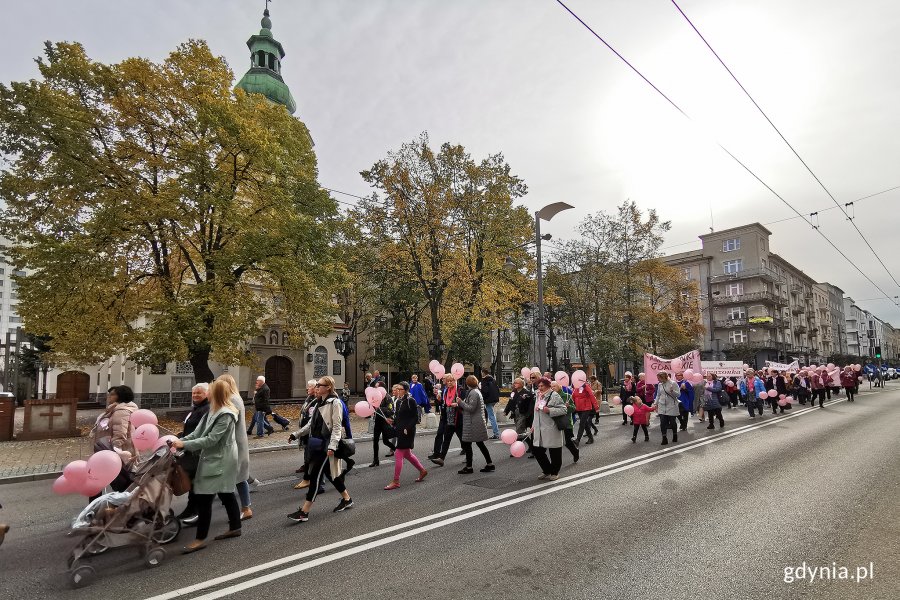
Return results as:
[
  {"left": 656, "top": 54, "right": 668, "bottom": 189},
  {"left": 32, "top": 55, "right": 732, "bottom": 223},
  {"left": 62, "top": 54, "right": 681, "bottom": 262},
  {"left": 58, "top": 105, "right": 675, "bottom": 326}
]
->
[{"left": 643, "top": 350, "right": 701, "bottom": 385}]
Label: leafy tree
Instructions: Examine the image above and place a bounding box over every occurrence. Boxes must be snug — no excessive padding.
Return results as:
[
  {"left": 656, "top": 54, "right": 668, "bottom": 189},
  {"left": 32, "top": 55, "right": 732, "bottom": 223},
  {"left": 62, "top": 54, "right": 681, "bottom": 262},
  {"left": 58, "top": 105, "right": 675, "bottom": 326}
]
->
[
  {"left": 358, "top": 132, "right": 533, "bottom": 365},
  {"left": 0, "top": 41, "right": 340, "bottom": 382}
]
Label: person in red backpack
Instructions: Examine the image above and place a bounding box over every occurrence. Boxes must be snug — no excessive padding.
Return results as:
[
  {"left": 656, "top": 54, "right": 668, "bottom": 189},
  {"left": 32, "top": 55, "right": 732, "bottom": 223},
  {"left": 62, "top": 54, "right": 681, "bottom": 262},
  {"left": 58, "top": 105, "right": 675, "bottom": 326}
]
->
[
  {"left": 840, "top": 367, "right": 857, "bottom": 402},
  {"left": 629, "top": 395, "right": 656, "bottom": 443}
]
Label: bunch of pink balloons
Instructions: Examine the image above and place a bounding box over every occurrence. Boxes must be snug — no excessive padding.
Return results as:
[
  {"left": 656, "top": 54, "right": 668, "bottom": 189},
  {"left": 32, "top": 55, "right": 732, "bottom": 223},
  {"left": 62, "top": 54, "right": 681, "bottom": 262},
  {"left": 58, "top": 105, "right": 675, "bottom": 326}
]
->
[
  {"left": 498, "top": 427, "right": 527, "bottom": 457},
  {"left": 364, "top": 386, "right": 386, "bottom": 408},
  {"left": 429, "top": 360, "right": 446, "bottom": 380},
  {"left": 53, "top": 450, "right": 123, "bottom": 496}
]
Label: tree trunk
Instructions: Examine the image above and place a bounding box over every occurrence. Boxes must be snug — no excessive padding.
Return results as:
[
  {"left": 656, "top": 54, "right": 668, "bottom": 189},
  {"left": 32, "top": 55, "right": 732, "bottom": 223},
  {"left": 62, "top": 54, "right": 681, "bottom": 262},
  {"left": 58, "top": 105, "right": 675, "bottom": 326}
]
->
[{"left": 189, "top": 349, "right": 215, "bottom": 384}]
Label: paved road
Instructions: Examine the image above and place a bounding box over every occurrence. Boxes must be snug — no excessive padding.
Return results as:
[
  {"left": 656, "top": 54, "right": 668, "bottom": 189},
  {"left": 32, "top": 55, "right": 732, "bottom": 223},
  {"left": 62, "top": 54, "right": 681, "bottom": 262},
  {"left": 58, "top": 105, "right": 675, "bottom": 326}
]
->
[{"left": 1, "top": 387, "right": 897, "bottom": 600}]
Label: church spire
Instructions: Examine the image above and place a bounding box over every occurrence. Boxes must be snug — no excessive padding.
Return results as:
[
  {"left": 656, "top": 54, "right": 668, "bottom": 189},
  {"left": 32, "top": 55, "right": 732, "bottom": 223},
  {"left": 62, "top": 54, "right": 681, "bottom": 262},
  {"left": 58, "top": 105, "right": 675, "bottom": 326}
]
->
[{"left": 235, "top": 6, "right": 297, "bottom": 114}]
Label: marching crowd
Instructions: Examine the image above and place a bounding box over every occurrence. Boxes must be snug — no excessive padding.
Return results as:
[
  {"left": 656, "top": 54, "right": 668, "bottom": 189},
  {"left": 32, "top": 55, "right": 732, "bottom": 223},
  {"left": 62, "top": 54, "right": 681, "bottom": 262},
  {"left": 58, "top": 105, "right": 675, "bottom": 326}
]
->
[{"left": 72, "top": 361, "right": 871, "bottom": 555}]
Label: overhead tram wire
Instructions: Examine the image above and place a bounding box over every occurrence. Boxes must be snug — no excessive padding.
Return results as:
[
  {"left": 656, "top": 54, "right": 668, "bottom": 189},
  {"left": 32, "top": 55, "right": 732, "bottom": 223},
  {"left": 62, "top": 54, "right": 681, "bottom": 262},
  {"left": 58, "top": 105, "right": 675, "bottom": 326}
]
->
[
  {"left": 669, "top": 0, "right": 900, "bottom": 290},
  {"left": 659, "top": 183, "right": 900, "bottom": 250},
  {"left": 553, "top": 0, "right": 900, "bottom": 308}
]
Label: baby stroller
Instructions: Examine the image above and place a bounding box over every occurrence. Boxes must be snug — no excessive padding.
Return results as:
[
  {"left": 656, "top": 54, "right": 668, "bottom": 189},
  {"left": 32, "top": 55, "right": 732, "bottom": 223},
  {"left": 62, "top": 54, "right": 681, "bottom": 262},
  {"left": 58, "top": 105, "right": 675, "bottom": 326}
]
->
[{"left": 66, "top": 446, "right": 182, "bottom": 587}]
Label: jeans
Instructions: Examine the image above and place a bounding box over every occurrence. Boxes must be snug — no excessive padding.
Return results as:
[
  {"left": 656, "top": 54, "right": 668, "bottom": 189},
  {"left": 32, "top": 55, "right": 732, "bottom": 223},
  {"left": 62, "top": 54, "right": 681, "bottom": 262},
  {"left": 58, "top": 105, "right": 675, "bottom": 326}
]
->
[
  {"left": 433, "top": 410, "right": 447, "bottom": 456},
  {"left": 393, "top": 449, "right": 425, "bottom": 480},
  {"left": 195, "top": 492, "right": 241, "bottom": 540},
  {"left": 659, "top": 415, "right": 678, "bottom": 438},
  {"left": 563, "top": 429, "right": 579, "bottom": 460},
  {"left": 706, "top": 408, "right": 724, "bottom": 427},
  {"left": 251, "top": 411, "right": 274, "bottom": 436},
  {"left": 484, "top": 403, "right": 500, "bottom": 437},
  {"left": 460, "top": 441, "right": 492, "bottom": 468},
  {"left": 532, "top": 446, "right": 562, "bottom": 475},
  {"left": 576, "top": 411, "right": 595, "bottom": 443},
  {"left": 438, "top": 424, "right": 463, "bottom": 459},
  {"left": 236, "top": 479, "right": 250, "bottom": 509}
]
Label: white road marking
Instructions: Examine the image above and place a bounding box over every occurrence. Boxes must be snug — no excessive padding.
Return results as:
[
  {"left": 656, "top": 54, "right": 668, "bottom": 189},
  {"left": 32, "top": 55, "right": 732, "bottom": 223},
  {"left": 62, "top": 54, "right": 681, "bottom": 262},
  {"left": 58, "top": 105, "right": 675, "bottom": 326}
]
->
[{"left": 144, "top": 399, "right": 849, "bottom": 600}]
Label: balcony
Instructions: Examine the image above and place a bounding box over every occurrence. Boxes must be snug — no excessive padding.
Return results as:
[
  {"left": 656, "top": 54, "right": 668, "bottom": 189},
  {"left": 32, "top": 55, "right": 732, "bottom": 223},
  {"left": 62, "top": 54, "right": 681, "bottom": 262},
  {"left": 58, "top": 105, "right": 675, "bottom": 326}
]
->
[
  {"left": 708, "top": 266, "right": 780, "bottom": 285},
  {"left": 795, "top": 325, "right": 807, "bottom": 334},
  {"left": 712, "top": 290, "right": 788, "bottom": 307},
  {"left": 714, "top": 318, "right": 748, "bottom": 329},
  {"left": 791, "top": 305, "right": 805, "bottom": 315},
  {"left": 790, "top": 283, "right": 803, "bottom": 294}
]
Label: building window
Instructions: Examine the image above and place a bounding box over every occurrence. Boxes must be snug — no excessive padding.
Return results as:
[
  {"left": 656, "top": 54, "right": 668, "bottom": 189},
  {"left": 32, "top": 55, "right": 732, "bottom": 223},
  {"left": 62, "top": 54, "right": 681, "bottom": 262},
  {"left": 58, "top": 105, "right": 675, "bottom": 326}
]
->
[
  {"left": 314, "top": 346, "right": 328, "bottom": 378},
  {"left": 150, "top": 362, "right": 167, "bottom": 375},
  {"left": 9, "top": 316, "right": 22, "bottom": 323},
  {"left": 726, "top": 282, "right": 743, "bottom": 297},
  {"left": 681, "top": 267, "right": 692, "bottom": 280},
  {"left": 727, "top": 307, "right": 746, "bottom": 320},
  {"left": 723, "top": 238, "right": 740, "bottom": 252},
  {"left": 729, "top": 330, "right": 747, "bottom": 343},
  {"left": 723, "top": 259, "right": 743, "bottom": 274},
  {"left": 332, "top": 359, "right": 342, "bottom": 376}
]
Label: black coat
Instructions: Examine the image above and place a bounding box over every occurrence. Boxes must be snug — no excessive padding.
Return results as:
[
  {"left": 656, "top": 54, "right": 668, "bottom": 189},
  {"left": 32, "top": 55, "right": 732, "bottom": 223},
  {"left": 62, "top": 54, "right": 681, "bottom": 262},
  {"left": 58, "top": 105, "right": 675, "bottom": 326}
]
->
[
  {"left": 393, "top": 394, "right": 418, "bottom": 450},
  {"left": 253, "top": 384, "right": 272, "bottom": 413},
  {"left": 509, "top": 388, "right": 535, "bottom": 424},
  {"left": 179, "top": 398, "right": 210, "bottom": 438},
  {"left": 480, "top": 375, "right": 500, "bottom": 405}
]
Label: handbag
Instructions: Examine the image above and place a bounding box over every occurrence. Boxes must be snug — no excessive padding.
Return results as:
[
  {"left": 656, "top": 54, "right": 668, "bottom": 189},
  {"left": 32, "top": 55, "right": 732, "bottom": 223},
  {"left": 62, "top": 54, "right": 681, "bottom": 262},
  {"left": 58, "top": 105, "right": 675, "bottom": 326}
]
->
[
  {"left": 552, "top": 414, "right": 569, "bottom": 431},
  {"left": 335, "top": 438, "right": 356, "bottom": 459},
  {"left": 168, "top": 461, "right": 191, "bottom": 496}
]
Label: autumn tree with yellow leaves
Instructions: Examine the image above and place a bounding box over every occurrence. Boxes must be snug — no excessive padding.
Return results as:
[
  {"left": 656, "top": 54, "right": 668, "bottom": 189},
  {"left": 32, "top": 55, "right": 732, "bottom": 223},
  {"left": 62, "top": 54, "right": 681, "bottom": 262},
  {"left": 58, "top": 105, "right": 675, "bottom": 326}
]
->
[{"left": 0, "top": 41, "right": 341, "bottom": 382}]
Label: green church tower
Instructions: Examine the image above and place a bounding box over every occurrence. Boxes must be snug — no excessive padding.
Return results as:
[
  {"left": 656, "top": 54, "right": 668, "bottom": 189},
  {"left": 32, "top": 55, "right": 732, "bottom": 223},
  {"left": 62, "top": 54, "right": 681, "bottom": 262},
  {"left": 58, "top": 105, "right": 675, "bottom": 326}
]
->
[{"left": 235, "top": 8, "right": 297, "bottom": 114}]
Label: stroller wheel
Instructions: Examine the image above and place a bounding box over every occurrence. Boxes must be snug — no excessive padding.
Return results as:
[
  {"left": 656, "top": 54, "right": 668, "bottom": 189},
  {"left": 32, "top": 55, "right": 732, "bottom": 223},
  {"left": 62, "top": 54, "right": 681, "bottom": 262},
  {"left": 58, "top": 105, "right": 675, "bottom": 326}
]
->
[
  {"left": 151, "top": 514, "right": 181, "bottom": 545},
  {"left": 70, "top": 564, "right": 96, "bottom": 588},
  {"left": 144, "top": 546, "right": 166, "bottom": 568}
]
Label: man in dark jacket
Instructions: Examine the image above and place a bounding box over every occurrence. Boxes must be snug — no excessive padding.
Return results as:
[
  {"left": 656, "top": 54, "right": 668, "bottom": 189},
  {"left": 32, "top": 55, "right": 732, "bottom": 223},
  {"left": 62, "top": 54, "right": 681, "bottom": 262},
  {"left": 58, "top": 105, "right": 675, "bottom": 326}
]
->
[
  {"left": 176, "top": 382, "right": 211, "bottom": 523},
  {"left": 509, "top": 377, "right": 535, "bottom": 456},
  {"left": 480, "top": 368, "right": 501, "bottom": 439},
  {"left": 249, "top": 375, "right": 289, "bottom": 438}
]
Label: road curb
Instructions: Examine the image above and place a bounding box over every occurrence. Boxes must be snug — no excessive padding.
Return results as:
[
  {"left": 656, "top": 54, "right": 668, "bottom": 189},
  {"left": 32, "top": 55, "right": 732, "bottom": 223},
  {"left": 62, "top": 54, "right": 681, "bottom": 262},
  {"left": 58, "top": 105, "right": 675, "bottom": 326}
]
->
[{"left": 0, "top": 471, "right": 62, "bottom": 485}]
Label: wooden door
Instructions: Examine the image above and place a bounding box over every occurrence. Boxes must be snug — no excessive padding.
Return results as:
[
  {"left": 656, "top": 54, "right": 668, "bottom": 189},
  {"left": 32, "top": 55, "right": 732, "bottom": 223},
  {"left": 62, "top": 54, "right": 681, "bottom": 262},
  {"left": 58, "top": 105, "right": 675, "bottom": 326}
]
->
[{"left": 265, "top": 356, "right": 293, "bottom": 399}]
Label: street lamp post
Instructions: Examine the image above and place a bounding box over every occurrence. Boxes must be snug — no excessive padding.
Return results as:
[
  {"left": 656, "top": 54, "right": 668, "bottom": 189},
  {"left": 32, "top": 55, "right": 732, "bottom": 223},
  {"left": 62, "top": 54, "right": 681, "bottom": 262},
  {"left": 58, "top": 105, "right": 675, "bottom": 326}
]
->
[{"left": 534, "top": 202, "right": 574, "bottom": 373}]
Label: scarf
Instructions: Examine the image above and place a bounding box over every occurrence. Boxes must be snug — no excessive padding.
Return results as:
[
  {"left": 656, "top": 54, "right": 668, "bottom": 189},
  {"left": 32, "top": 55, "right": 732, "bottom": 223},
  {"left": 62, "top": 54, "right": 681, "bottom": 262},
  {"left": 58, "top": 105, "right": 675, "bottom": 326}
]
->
[{"left": 444, "top": 385, "right": 457, "bottom": 406}]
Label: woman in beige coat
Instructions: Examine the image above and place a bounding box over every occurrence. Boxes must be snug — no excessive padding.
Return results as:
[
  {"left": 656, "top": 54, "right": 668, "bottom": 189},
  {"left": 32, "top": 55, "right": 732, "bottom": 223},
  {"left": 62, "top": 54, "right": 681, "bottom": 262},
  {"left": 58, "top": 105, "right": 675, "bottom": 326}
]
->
[
  {"left": 287, "top": 377, "right": 353, "bottom": 522},
  {"left": 217, "top": 374, "right": 253, "bottom": 520},
  {"left": 530, "top": 377, "right": 567, "bottom": 481}
]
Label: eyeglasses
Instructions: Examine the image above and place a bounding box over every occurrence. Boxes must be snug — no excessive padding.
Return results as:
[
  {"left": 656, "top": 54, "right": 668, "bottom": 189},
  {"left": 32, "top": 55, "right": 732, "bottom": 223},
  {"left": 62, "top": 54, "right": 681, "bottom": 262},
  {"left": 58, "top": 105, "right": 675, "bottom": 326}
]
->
[{"left": 315, "top": 383, "right": 328, "bottom": 388}]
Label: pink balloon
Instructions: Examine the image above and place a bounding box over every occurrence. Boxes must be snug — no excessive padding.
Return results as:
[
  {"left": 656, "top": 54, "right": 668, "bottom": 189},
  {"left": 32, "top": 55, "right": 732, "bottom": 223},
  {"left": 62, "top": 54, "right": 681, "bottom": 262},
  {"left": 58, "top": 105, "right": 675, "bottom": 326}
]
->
[
  {"left": 691, "top": 373, "right": 704, "bottom": 384},
  {"left": 683, "top": 369, "right": 694, "bottom": 379},
  {"left": 853, "top": 364, "right": 862, "bottom": 372},
  {"left": 612, "top": 396, "right": 622, "bottom": 405},
  {"left": 510, "top": 441, "right": 527, "bottom": 458},
  {"left": 86, "top": 450, "right": 122, "bottom": 489},
  {"left": 52, "top": 475, "right": 78, "bottom": 495},
  {"left": 364, "top": 387, "right": 378, "bottom": 402},
  {"left": 354, "top": 401, "right": 374, "bottom": 418},
  {"left": 451, "top": 363, "right": 465, "bottom": 379},
  {"left": 767, "top": 389, "right": 778, "bottom": 398},
  {"left": 785, "top": 396, "right": 793, "bottom": 403},
  {"left": 779, "top": 394, "right": 786, "bottom": 400},
  {"left": 429, "top": 359, "right": 440, "bottom": 372},
  {"left": 79, "top": 480, "right": 106, "bottom": 497},
  {"left": 571, "top": 370, "right": 587, "bottom": 387},
  {"left": 725, "top": 380, "right": 735, "bottom": 388},
  {"left": 377, "top": 387, "right": 387, "bottom": 400},
  {"left": 154, "top": 434, "right": 178, "bottom": 451},
  {"left": 670, "top": 358, "right": 683, "bottom": 372},
  {"left": 742, "top": 364, "right": 750, "bottom": 370},
  {"left": 520, "top": 367, "right": 531, "bottom": 379},
  {"left": 132, "top": 423, "right": 160, "bottom": 452},
  {"left": 758, "top": 391, "right": 768, "bottom": 400},
  {"left": 777, "top": 398, "right": 787, "bottom": 407},
  {"left": 500, "top": 429, "right": 518, "bottom": 445},
  {"left": 433, "top": 365, "right": 446, "bottom": 379},
  {"left": 858, "top": 376, "right": 863, "bottom": 383},
  {"left": 369, "top": 392, "right": 383, "bottom": 408},
  {"left": 623, "top": 405, "right": 635, "bottom": 416},
  {"left": 554, "top": 371, "right": 569, "bottom": 387},
  {"left": 826, "top": 363, "right": 835, "bottom": 370},
  {"left": 130, "top": 409, "right": 158, "bottom": 429},
  {"left": 63, "top": 460, "right": 88, "bottom": 487},
  {"left": 531, "top": 367, "right": 541, "bottom": 375}
]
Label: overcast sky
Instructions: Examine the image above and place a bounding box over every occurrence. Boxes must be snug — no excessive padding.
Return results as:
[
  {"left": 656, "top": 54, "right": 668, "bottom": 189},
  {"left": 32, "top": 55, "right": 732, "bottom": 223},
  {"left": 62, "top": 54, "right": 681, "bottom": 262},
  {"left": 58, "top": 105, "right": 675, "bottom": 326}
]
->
[{"left": 3, "top": 0, "right": 899, "bottom": 324}]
